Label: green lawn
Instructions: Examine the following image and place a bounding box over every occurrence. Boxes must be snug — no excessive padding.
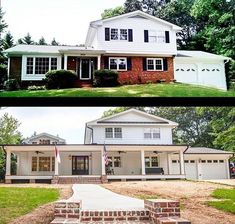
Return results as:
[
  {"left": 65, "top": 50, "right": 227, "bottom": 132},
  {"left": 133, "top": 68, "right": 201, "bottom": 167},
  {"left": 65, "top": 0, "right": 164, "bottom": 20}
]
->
[
  {"left": 0, "top": 187, "right": 59, "bottom": 224},
  {"left": 208, "top": 188, "right": 235, "bottom": 214},
  {"left": 0, "top": 83, "right": 234, "bottom": 97}
]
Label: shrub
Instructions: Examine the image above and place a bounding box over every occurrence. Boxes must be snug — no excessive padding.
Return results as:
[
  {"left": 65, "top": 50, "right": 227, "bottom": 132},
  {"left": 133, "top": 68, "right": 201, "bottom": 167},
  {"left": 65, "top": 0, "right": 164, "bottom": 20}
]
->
[
  {"left": 43, "top": 70, "right": 77, "bottom": 89},
  {"left": 4, "top": 79, "right": 20, "bottom": 91},
  {"left": 0, "top": 64, "right": 8, "bottom": 89},
  {"left": 28, "top": 85, "right": 46, "bottom": 91},
  {"left": 94, "top": 69, "right": 119, "bottom": 87},
  {"left": 229, "top": 82, "right": 235, "bottom": 91}
]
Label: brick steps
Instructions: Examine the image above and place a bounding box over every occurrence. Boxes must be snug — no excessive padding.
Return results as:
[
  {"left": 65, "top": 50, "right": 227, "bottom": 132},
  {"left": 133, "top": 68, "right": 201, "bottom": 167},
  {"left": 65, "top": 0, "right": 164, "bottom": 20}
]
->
[
  {"left": 52, "top": 219, "right": 152, "bottom": 224},
  {"left": 58, "top": 177, "right": 102, "bottom": 184}
]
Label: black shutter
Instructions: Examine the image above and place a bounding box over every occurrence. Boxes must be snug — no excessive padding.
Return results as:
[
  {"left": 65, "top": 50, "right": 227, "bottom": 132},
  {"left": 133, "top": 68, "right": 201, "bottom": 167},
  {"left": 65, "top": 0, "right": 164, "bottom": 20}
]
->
[
  {"left": 127, "top": 57, "right": 132, "bottom": 70},
  {"left": 128, "top": 29, "right": 133, "bottom": 42},
  {"left": 165, "top": 31, "right": 170, "bottom": 43},
  {"left": 143, "top": 58, "right": 147, "bottom": 71},
  {"left": 77, "top": 58, "right": 80, "bottom": 76},
  {"left": 144, "top": 30, "right": 149, "bottom": 42},
  {"left": 163, "top": 58, "right": 168, "bottom": 71},
  {"left": 104, "top": 57, "right": 109, "bottom": 69},
  {"left": 105, "top": 28, "right": 110, "bottom": 41}
]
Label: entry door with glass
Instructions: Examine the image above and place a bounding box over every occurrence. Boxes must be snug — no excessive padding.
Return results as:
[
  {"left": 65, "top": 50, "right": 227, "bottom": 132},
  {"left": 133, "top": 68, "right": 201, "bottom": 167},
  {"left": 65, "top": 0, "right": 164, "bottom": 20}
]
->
[
  {"left": 80, "top": 59, "right": 91, "bottom": 80},
  {"left": 72, "top": 156, "right": 89, "bottom": 175}
]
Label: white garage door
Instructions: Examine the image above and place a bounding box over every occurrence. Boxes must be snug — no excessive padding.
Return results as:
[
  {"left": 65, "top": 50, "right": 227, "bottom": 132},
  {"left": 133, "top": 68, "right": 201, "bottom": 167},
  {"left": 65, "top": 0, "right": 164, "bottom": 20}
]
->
[
  {"left": 175, "top": 64, "right": 197, "bottom": 84},
  {"left": 200, "top": 160, "right": 227, "bottom": 180},
  {"left": 185, "top": 160, "right": 197, "bottom": 179},
  {"left": 200, "top": 64, "right": 223, "bottom": 88}
]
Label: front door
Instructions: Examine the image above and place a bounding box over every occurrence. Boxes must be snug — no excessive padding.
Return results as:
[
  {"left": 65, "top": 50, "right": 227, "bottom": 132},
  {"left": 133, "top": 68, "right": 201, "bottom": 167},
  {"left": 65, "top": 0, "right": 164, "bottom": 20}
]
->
[
  {"left": 80, "top": 59, "right": 91, "bottom": 80},
  {"left": 72, "top": 156, "right": 89, "bottom": 175}
]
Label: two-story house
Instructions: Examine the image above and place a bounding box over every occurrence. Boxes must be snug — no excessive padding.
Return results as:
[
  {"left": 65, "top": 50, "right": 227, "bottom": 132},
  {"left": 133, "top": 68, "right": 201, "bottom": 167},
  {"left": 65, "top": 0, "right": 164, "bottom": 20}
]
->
[
  {"left": 4, "top": 11, "right": 229, "bottom": 89},
  {"left": 3, "top": 109, "right": 233, "bottom": 184}
]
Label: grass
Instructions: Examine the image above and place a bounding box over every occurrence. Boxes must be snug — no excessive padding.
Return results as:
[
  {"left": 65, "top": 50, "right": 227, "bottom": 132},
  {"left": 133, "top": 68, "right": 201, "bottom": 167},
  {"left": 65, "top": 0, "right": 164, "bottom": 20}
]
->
[
  {"left": 0, "top": 187, "right": 59, "bottom": 224},
  {"left": 208, "top": 188, "right": 235, "bottom": 214},
  {"left": 0, "top": 83, "right": 234, "bottom": 97}
]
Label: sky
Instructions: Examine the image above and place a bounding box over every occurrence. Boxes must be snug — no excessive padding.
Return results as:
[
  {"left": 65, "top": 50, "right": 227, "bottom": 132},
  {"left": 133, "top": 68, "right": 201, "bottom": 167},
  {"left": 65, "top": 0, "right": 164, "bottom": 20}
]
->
[
  {"left": 0, "top": 107, "right": 113, "bottom": 143},
  {"left": 2, "top": 0, "right": 125, "bottom": 45}
]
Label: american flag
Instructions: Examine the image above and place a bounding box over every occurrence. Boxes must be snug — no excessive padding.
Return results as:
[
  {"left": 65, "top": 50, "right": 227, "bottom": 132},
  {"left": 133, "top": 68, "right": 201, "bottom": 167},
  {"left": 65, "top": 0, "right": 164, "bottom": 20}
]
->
[
  {"left": 55, "top": 144, "right": 61, "bottom": 164},
  {"left": 103, "top": 143, "right": 109, "bottom": 166}
]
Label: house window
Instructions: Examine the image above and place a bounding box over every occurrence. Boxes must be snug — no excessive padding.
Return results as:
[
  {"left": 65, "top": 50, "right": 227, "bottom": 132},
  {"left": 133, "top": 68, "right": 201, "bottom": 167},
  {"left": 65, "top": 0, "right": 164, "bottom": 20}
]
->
[
  {"left": 120, "top": 29, "right": 128, "bottom": 40},
  {"left": 145, "top": 156, "right": 159, "bottom": 167},
  {"left": 190, "top": 160, "right": 195, "bottom": 163},
  {"left": 111, "top": 29, "right": 118, "bottom": 40},
  {"left": 147, "top": 58, "right": 163, "bottom": 71},
  {"left": 114, "top": 128, "right": 122, "bottom": 138},
  {"left": 219, "top": 160, "right": 224, "bottom": 163},
  {"left": 207, "top": 160, "right": 212, "bottom": 163},
  {"left": 109, "top": 58, "right": 127, "bottom": 71},
  {"left": 114, "top": 157, "right": 121, "bottom": 167},
  {"left": 201, "top": 160, "right": 206, "bottom": 163},
  {"left": 27, "top": 57, "right": 34, "bottom": 74},
  {"left": 108, "top": 157, "right": 113, "bottom": 167},
  {"left": 144, "top": 128, "right": 160, "bottom": 139},
  {"left": 105, "top": 128, "right": 113, "bottom": 139},
  {"left": 32, "top": 157, "right": 38, "bottom": 171},
  {"left": 213, "top": 160, "right": 218, "bottom": 163},
  {"left": 39, "top": 139, "right": 50, "bottom": 145},
  {"left": 172, "top": 160, "right": 178, "bottom": 163},
  {"left": 149, "top": 30, "right": 165, "bottom": 43},
  {"left": 51, "top": 58, "right": 58, "bottom": 70},
  {"left": 105, "top": 128, "right": 122, "bottom": 139},
  {"left": 185, "top": 160, "right": 189, "bottom": 163},
  {"left": 35, "top": 58, "right": 50, "bottom": 74},
  {"left": 39, "top": 157, "right": 51, "bottom": 171}
]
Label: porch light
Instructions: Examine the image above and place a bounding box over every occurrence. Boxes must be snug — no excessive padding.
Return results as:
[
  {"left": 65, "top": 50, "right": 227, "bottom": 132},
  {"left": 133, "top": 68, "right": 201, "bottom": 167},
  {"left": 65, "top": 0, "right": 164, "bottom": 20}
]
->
[{"left": 68, "top": 155, "right": 72, "bottom": 160}]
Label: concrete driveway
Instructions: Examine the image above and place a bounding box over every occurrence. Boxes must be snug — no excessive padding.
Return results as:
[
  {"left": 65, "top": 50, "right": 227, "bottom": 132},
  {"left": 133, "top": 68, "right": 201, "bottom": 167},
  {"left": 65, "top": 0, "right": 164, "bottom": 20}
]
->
[
  {"left": 69, "top": 184, "right": 144, "bottom": 210},
  {"left": 204, "top": 179, "right": 235, "bottom": 186}
]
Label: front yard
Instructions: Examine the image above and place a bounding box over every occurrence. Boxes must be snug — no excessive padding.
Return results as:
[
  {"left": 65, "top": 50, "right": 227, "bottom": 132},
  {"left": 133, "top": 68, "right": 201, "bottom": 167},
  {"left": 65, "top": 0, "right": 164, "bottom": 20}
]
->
[
  {"left": 0, "top": 83, "right": 234, "bottom": 97},
  {"left": 103, "top": 180, "right": 235, "bottom": 224}
]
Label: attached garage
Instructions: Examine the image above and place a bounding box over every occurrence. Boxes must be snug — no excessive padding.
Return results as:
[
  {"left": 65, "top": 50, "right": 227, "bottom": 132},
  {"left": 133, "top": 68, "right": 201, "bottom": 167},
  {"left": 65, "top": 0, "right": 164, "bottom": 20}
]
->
[{"left": 174, "top": 51, "right": 229, "bottom": 90}]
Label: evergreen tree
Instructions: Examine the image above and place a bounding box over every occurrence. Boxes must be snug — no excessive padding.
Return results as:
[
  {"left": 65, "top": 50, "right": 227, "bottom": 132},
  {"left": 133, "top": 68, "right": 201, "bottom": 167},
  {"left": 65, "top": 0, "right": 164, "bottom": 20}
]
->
[
  {"left": 38, "top": 36, "right": 47, "bottom": 45},
  {"left": 51, "top": 38, "right": 59, "bottom": 46},
  {"left": 3, "top": 32, "right": 14, "bottom": 50},
  {"left": 21, "top": 33, "right": 34, "bottom": 45}
]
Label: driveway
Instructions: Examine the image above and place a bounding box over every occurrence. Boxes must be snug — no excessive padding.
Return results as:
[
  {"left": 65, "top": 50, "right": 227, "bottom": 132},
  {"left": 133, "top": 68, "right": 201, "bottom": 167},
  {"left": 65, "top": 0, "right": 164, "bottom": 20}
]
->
[
  {"left": 70, "top": 184, "right": 144, "bottom": 210},
  {"left": 203, "top": 179, "right": 235, "bottom": 186}
]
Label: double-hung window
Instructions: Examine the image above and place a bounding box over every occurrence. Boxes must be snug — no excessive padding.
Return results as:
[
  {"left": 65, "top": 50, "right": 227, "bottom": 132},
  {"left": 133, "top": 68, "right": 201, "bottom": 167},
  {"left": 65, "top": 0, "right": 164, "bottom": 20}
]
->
[
  {"left": 110, "top": 28, "right": 128, "bottom": 41},
  {"left": 145, "top": 156, "right": 159, "bottom": 167},
  {"left": 120, "top": 29, "right": 128, "bottom": 40},
  {"left": 109, "top": 58, "right": 127, "bottom": 71},
  {"left": 105, "top": 127, "right": 122, "bottom": 139},
  {"left": 144, "top": 128, "right": 161, "bottom": 139},
  {"left": 149, "top": 30, "right": 165, "bottom": 43},
  {"left": 147, "top": 58, "right": 163, "bottom": 71},
  {"left": 111, "top": 29, "right": 119, "bottom": 40}
]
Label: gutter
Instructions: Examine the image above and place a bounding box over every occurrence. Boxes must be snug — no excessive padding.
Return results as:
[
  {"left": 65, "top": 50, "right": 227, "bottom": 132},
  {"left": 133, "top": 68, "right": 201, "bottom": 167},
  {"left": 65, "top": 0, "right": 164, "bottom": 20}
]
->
[{"left": 84, "top": 124, "right": 94, "bottom": 144}]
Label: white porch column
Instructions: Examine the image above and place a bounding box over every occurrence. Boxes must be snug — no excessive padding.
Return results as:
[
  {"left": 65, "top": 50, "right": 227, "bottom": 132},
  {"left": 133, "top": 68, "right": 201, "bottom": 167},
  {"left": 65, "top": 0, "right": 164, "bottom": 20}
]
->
[
  {"left": 167, "top": 153, "right": 171, "bottom": 175},
  {"left": 64, "top": 55, "right": 68, "bottom": 70},
  {"left": 141, "top": 150, "right": 146, "bottom": 175},
  {"left": 97, "top": 55, "right": 101, "bottom": 70},
  {"left": 101, "top": 149, "right": 106, "bottom": 175},
  {"left": 7, "top": 57, "right": 10, "bottom": 79},
  {"left": 55, "top": 157, "right": 59, "bottom": 176},
  {"left": 226, "top": 159, "right": 231, "bottom": 179},
  {"left": 179, "top": 150, "right": 185, "bottom": 175},
  {"left": 6, "top": 150, "right": 11, "bottom": 176}
]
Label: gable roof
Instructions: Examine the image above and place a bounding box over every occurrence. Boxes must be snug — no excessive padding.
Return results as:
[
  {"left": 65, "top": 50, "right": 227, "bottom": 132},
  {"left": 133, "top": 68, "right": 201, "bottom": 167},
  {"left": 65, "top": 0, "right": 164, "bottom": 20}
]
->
[
  {"left": 87, "top": 109, "right": 178, "bottom": 126},
  {"left": 23, "top": 132, "right": 66, "bottom": 143},
  {"left": 177, "top": 51, "right": 230, "bottom": 60},
  {"left": 185, "top": 147, "right": 234, "bottom": 154}
]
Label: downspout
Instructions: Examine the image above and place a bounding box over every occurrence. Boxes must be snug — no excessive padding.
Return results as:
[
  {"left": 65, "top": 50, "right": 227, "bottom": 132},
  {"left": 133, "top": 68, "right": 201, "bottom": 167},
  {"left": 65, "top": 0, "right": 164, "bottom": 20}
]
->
[
  {"left": 84, "top": 124, "right": 94, "bottom": 144},
  {"left": 183, "top": 145, "right": 189, "bottom": 178}
]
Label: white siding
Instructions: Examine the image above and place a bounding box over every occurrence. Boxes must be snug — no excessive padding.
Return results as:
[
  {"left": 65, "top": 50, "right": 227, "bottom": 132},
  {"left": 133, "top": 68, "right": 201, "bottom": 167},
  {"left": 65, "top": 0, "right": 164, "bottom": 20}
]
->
[
  {"left": 95, "top": 17, "right": 177, "bottom": 55},
  {"left": 92, "top": 126, "right": 173, "bottom": 145}
]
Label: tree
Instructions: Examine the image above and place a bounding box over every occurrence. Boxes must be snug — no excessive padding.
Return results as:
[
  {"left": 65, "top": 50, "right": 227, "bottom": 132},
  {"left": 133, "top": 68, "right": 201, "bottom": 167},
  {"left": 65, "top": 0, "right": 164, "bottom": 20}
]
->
[
  {"left": 38, "top": 36, "right": 47, "bottom": 45},
  {"left": 17, "top": 38, "right": 24, "bottom": 44},
  {"left": 102, "top": 6, "right": 125, "bottom": 19},
  {"left": 3, "top": 31, "right": 14, "bottom": 50},
  {"left": 0, "top": 113, "right": 22, "bottom": 180},
  {"left": 0, "top": 7, "right": 8, "bottom": 41},
  {"left": 51, "top": 38, "right": 59, "bottom": 46},
  {"left": 20, "top": 33, "right": 34, "bottom": 45}
]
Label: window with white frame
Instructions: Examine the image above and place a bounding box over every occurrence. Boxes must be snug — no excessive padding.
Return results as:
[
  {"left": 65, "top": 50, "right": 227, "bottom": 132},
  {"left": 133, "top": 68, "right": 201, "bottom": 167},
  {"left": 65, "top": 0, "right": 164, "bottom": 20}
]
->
[
  {"left": 114, "top": 156, "right": 121, "bottom": 167},
  {"left": 111, "top": 29, "right": 119, "bottom": 40},
  {"left": 145, "top": 156, "right": 159, "bottom": 167},
  {"left": 149, "top": 30, "right": 165, "bottom": 43},
  {"left": 144, "top": 128, "right": 161, "bottom": 139},
  {"left": 26, "top": 57, "right": 58, "bottom": 75},
  {"left": 147, "top": 58, "right": 163, "bottom": 71},
  {"left": 32, "top": 156, "right": 55, "bottom": 172},
  {"left": 110, "top": 28, "right": 128, "bottom": 41},
  {"left": 120, "top": 29, "right": 128, "bottom": 40},
  {"left": 109, "top": 58, "right": 127, "bottom": 71},
  {"left": 105, "top": 127, "right": 122, "bottom": 139}
]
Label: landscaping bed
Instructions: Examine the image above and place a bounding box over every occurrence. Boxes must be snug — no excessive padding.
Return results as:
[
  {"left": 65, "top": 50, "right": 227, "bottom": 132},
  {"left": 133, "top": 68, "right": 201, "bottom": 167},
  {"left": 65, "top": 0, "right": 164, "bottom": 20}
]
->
[
  {"left": 103, "top": 180, "right": 235, "bottom": 224},
  {"left": 0, "top": 83, "right": 234, "bottom": 97}
]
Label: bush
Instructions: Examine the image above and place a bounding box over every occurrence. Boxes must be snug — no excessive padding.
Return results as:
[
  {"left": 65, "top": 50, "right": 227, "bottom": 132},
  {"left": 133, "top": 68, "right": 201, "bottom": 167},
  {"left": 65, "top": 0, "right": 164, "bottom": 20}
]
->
[
  {"left": 43, "top": 70, "right": 77, "bottom": 89},
  {"left": 0, "top": 64, "right": 7, "bottom": 89},
  {"left": 4, "top": 79, "right": 19, "bottom": 91},
  {"left": 94, "top": 69, "right": 119, "bottom": 87},
  {"left": 28, "top": 85, "right": 46, "bottom": 91}
]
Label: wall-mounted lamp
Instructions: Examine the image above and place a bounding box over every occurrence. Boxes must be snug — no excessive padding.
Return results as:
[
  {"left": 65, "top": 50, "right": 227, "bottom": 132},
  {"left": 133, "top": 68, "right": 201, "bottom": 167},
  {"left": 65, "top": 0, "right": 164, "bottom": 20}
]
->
[{"left": 68, "top": 155, "right": 72, "bottom": 160}]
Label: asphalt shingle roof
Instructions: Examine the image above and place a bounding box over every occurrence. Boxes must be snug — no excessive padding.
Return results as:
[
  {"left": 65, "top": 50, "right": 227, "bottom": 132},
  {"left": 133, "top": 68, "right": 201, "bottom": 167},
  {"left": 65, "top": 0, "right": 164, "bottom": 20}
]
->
[{"left": 185, "top": 147, "right": 234, "bottom": 154}]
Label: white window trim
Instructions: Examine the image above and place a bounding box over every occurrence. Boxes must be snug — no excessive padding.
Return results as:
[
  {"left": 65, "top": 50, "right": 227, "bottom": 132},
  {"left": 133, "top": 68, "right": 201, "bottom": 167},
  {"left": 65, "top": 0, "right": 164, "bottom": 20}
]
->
[
  {"left": 105, "top": 127, "right": 123, "bottom": 139},
  {"left": 31, "top": 156, "right": 55, "bottom": 172},
  {"left": 80, "top": 58, "right": 91, "bottom": 80},
  {"left": 149, "top": 30, "right": 166, "bottom": 43},
  {"left": 110, "top": 28, "right": 128, "bottom": 41},
  {"left": 109, "top": 57, "right": 127, "bottom": 71},
  {"left": 144, "top": 128, "right": 161, "bottom": 139},
  {"left": 145, "top": 156, "right": 159, "bottom": 168},
  {"left": 22, "top": 55, "right": 61, "bottom": 81},
  {"left": 147, "top": 58, "right": 164, "bottom": 71}
]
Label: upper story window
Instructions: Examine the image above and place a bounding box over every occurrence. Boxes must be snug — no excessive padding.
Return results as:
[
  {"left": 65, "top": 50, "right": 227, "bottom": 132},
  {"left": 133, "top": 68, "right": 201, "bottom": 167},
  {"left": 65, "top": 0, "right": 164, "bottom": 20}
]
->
[
  {"left": 105, "top": 127, "right": 122, "bottom": 139},
  {"left": 120, "top": 29, "right": 128, "bottom": 40},
  {"left": 105, "top": 28, "right": 133, "bottom": 42},
  {"left": 147, "top": 58, "right": 163, "bottom": 71},
  {"left": 111, "top": 29, "right": 119, "bottom": 40},
  {"left": 144, "top": 30, "right": 170, "bottom": 43},
  {"left": 109, "top": 57, "right": 127, "bottom": 71},
  {"left": 144, "top": 128, "right": 161, "bottom": 139},
  {"left": 39, "top": 139, "right": 51, "bottom": 145},
  {"left": 26, "top": 57, "right": 58, "bottom": 75}
]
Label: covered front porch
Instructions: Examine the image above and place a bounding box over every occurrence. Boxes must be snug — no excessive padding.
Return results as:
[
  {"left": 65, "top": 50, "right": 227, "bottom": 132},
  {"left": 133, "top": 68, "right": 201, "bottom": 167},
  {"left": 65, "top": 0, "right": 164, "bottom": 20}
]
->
[{"left": 4, "top": 145, "right": 187, "bottom": 183}]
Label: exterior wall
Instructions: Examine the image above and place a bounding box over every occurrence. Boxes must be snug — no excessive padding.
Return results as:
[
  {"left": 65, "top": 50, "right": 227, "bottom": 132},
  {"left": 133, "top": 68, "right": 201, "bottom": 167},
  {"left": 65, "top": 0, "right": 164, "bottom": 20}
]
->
[
  {"left": 67, "top": 56, "right": 77, "bottom": 72},
  {"left": 9, "top": 57, "right": 22, "bottom": 82},
  {"left": 101, "top": 56, "right": 174, "bottom": 84},
  {"left": 25, "top": 136, "right": 65, "bottom": 144},
  {"left": 92, "top": 126, "right": 173, "bottom": 145},
  {"left": 95, "top": 17, "right": 177, "bottom": 55}
]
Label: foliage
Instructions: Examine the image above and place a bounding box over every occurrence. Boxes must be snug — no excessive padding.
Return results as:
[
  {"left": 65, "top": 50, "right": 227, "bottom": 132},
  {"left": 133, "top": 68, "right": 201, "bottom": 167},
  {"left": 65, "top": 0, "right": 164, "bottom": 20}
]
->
[
  {"left": 102, "top": 6, "right": 125, "bottom": 19},
  {"left": 0, "top": 8, "right": 8, "bottom": 35},
  {"left": 0, "top": 64, "right": 7, "bottom": 89},
  {"left": 2, "top": 32, "right": 14, "bottom": 50},
  {"left": 18, "top": 33, "right": 34, "bottom": 45},
  {"left": 43, "top": 70, "right": 77, "bottom": 89},
  {"left": 51, "top": 38, "right": 59, "bottom": 46},
  {"left": 27, "top": 85, "right": 46, "bottom": 91},
  {"left": 0, "top": 83, "right": 235, "bottom": 97},
  {"left": 38, "top": 36, "right": 47, "bottom": 45},
  {"left": 94, "top": 69, "right": 119, "bottom": 87},
  {"left": 0, "top": 187, "right": 59, "bottom": 224},
  {"left": 208, "top": 188, "right": 235, "bottom": 214},
  {"left": 4, "top": 79, "right": 20, "bottom": 91}
]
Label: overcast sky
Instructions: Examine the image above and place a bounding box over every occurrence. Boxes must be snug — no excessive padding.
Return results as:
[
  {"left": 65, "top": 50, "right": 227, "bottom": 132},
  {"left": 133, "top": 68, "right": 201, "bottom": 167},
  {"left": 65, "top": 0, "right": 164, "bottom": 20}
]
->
[
  {"left": 0, "top": 107, "right": 113, "bottom": 143},
  {"left": 2, "top": 0, "right": 125, "bottom": 45}
]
